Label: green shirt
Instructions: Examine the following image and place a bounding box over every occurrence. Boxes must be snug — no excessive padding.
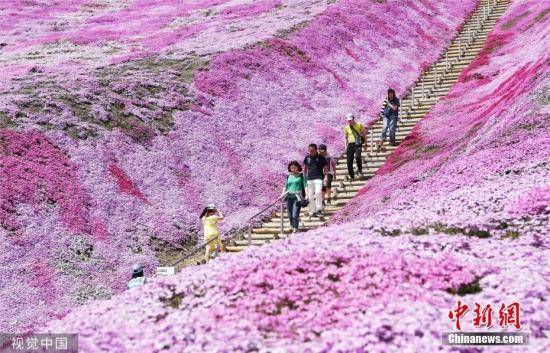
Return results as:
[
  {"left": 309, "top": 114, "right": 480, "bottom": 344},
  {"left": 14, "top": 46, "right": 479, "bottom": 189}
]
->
[{"left": 285, "top": 173, "right": 307, "bottom": 199}]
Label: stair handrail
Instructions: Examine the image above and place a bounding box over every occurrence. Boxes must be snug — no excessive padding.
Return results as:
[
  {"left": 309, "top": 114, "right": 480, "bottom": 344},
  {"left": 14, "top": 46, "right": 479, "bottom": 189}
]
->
[
  {"left": 169, "top": 197, "right": 283, "bottom": 269},
  {"left": 245, "top": 194, "right": 288, "bottom": 244}
]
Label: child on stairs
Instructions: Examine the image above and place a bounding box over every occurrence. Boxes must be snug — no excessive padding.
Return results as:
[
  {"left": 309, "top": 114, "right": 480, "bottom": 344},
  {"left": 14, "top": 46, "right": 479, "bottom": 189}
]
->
[{"left": 199, "top": 204, "right": 225, "bottom": 262}]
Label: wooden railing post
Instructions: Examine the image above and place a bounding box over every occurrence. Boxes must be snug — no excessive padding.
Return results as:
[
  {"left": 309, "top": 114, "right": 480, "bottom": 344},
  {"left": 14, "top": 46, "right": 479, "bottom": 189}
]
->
[
  {"left": 278, "top": 200, "right": 284, "bottom": 239},
  {"left": 370, "top": 128, "right": 374, "bottom": 155}
]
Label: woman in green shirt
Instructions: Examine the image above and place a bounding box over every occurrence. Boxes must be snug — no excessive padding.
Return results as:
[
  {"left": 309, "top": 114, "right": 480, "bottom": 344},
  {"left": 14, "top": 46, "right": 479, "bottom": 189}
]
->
[{"left": 278, "top": 160, "right": 308, "bottom": 233}]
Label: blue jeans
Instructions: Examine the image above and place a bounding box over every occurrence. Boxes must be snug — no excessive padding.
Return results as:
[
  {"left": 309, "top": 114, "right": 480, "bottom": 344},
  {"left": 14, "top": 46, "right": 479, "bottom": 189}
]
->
[
  {"left": 381, "top": 115, "right": 398, "bottom": 145},
  {"left": 286, "top": 197, "right": 301, "bottom": 230}
]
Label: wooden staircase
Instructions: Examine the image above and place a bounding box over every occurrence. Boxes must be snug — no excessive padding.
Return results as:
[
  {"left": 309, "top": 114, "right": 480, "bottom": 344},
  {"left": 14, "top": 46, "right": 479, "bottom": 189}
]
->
[
  {"left": 223, "top": 0, "right": 509, "bottom": 253},
  {"left": 223, "top": 0, "right": 509, "bottom": 251}
]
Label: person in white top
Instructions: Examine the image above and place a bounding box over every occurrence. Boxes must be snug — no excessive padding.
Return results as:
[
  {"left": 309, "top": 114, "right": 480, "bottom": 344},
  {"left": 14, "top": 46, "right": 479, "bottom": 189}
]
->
[{"left": 127, "top": 264, "right": 146, "bottom": 290}]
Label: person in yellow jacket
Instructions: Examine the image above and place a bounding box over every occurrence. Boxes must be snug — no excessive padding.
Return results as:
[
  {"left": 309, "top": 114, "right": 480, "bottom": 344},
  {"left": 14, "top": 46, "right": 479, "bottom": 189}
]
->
[
  {"left": 200, "top": 204, "right": 225, "bottom": 262},
  {"left": 343, "top": 113, "right": 366, "bottom": 181}
]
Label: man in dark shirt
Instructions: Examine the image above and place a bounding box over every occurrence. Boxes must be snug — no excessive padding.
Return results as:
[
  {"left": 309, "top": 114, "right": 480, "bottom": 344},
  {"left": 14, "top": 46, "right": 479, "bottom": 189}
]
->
[{"left": 303, "top": 143, "right": 328, "bottom": 217}]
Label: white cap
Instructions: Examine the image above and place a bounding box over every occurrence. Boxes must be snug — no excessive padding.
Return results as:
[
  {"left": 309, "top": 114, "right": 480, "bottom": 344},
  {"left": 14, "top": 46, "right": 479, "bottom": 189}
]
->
[
  {"left": 207, "top": 204, "right": 216, "bottom": 210},
  {"left": 346, "top": 113, "right": 354, "bottom": 121}
]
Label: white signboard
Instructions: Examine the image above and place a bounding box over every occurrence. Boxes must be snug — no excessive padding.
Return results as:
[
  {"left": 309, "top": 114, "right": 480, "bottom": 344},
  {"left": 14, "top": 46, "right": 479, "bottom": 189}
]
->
[{"left": 156, "top": 266, "right": 176, "bottom": 276}]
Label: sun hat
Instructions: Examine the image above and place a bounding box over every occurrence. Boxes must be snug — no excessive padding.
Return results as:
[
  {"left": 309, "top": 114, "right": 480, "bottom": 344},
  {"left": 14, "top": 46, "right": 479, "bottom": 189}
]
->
[
  {"left": 346, "top": 113, "right": 354, "bottom": 121},
  {"left": 132, "top": 264, "right": 144, "bottom": 275}
]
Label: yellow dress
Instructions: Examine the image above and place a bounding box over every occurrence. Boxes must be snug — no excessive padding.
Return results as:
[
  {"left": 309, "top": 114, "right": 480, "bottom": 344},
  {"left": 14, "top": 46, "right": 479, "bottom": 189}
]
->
[{"left": 203, "top": 215, "right": 223, "bottom": 253}]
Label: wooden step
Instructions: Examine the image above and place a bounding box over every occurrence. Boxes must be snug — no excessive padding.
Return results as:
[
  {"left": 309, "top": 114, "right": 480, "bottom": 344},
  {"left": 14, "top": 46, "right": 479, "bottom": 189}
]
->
[
  {"left": 226, "top": 246, "right": 247, "bottom": 252},
  {"left": 342, "top": 147, "right": 399, "bottom": 157},
  {"left": 261, "top": 219, "right": 326, "bottom": 228},
  {"left": 334, "top": 183, "right": 367, "bottom": 192},
  {"left": 235, "top": 239, "right": 270, "bottom": 246},
  {"left": 252, "top": 226, "right": 318, "bottom": 234},
  {"left": 340, "top": 151, "right": 394, "bottom": 159},
  {"left": 331, "top": 193, "right": 359, "bottom": 201},
  {"left": 242, "top": 233, "right": 281, "bottom": 241},
  {"left": 332, "top": 179, "right": 370, "bottom": 186},
  {"left": 335, "top": 161, "right": 384, "bottom": 169},
  {"left": 336, "top": 161, "right": 388, "bottom": 170},
  {"left": 445, "top": 37, "right": 502, "bottom": 54},
  {"left": 422, "top": 66, "right": 472, "bottom": 77},
  {"left": 333, "top": 174, "right": 376, "bottom": 182},
  {"left": 369, "top": 127, "right": 414, "bottom": 135},
  {"left": 274, "top": 207, "right": 342, "bottom": 218},
  {"left": 335, "top": 153, "right": 388, "bottom": 161}
]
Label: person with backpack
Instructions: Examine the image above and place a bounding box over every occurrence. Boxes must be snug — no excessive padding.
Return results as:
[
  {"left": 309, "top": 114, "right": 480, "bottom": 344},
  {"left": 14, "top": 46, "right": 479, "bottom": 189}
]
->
[
  {"left": 343, "top": 113, "right": 366, "bottom": 181},
  {"left": 318, "top": 144, "right": 337, "bottom": 205},
  {"left": 277, "top": 160, "right": 308, "bottom": 233},
  {"left": 303, "top": 143, "right": 328, "bottom": 218},
  {"left": 199, "top": 204, "right": 225, "bottom": 262},
  {"left": 378, "top": 88, "right": 400, "bottom": 148},
  {"left": 127, "top": 264, "right": 146, "bottom": 290}
]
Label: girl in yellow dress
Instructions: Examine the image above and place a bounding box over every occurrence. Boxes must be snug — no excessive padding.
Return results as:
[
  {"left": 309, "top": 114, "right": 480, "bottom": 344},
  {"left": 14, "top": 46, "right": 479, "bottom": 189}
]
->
[{"left": 200, "top": 204, "right": 225, "bottom": 262}]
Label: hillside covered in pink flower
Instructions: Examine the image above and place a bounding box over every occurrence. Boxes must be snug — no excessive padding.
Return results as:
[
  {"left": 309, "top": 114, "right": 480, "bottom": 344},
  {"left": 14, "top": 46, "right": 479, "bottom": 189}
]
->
[
  {"left": 39, "top": 0, "right": 550, "bottom": 352},
  {"left": 0, "top": 0, "right": 484, "bottom": 332}
]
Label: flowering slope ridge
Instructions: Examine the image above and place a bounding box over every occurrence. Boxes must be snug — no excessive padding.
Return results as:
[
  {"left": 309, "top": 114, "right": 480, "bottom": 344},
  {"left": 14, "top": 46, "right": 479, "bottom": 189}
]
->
[
  {"left": 0, "top": 0, "right": 478, "bottom": 332},
  {"left": 0, "top": 0, "right": 331, "bottom": 71},
  {"left": 44, "top": 1, "right": 548, "bottom": 351}
]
